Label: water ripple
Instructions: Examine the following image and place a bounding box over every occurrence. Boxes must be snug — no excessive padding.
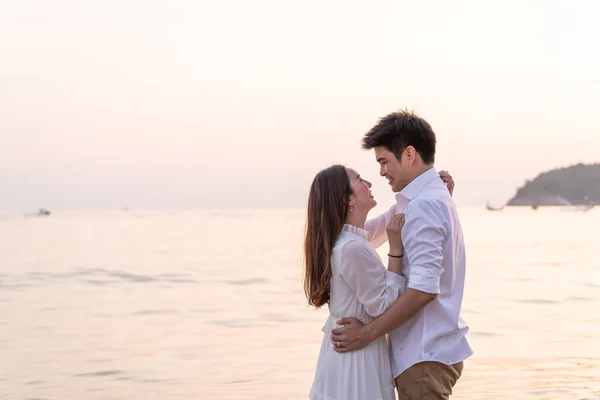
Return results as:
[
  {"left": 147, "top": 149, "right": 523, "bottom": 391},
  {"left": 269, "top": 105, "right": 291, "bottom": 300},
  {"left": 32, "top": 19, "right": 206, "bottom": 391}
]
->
[
  {"left": 83, "top": 279, "right": 118, "bottom": 286},
  {"left": 133, "top": 309, "right": 178, "bottom": 316},
  {"left": 1, "top": 268, "right": 201, "bottom": 287},
  {"left": 565, "top": 296, "right": 595, "bottom": 302},
  {"left": 227, "top": 278, "right": 269, "bottom": 286},
  {"left": 165, "top": 278, "right": 198, "bottom": 283},
  {"left": 211, "top": 319, "right": 256, "bottom": 328},
  {"left": 263, "top": 313, "right": 294, "bottom": 323},
  {"left": 75, "top": 370, "right": 123, "bottom": 377},
  {"left": 106, "top": 271, "right": 155, "bottom": 283},
  {"left": 517, "top": 298, "right": 558, "bottom": 304},
  {"left": 470, "top": 331, "right": 505, "bottom": 337}
]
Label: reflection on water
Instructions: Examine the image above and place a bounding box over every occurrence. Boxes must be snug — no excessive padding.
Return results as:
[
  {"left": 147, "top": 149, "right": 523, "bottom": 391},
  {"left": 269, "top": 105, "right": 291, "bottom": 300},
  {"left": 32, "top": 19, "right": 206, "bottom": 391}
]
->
[{"left": 0, "top": 208, "right": 599, "bottom": 399}]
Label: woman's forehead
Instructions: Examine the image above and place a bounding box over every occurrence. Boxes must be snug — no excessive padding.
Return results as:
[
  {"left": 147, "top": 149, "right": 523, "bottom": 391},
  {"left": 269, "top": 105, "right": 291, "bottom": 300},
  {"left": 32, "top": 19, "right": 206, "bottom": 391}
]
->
[{"left": 345, "top": 167, "right": 359, "bottom": 178}]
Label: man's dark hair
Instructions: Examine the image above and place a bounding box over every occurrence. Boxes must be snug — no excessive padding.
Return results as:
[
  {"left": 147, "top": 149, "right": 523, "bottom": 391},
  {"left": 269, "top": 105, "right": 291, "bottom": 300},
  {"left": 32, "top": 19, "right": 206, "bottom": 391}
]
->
[{"left": 361, "top": 109, "right": 436, "bottom": 164}]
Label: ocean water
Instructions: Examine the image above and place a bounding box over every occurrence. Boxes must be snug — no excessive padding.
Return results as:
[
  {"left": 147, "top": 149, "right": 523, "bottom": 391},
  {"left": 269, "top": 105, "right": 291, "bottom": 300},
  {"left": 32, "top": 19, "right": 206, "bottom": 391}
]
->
[{"left": 0, "top": 207, "right": 599, "bottom": 400}]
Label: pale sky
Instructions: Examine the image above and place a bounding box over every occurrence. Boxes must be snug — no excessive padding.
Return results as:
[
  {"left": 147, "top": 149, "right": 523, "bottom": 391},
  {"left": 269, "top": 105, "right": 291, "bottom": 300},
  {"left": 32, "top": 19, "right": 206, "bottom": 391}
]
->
[{"left": 1, "top": 0, "right": 599, "bottom": 212}]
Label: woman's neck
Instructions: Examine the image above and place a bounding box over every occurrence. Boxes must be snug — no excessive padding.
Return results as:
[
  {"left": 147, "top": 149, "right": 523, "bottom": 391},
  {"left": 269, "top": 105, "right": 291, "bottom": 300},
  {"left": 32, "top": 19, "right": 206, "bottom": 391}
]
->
[{"left": 345, "top": 212, "right": 367, "bottom": 229}]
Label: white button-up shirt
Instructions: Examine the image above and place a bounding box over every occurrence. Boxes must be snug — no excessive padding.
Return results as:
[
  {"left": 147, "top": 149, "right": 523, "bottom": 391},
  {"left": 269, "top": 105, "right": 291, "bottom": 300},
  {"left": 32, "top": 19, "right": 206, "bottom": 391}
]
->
[{"left": 364, "top": 167, "right": 473, "bottom": 378}]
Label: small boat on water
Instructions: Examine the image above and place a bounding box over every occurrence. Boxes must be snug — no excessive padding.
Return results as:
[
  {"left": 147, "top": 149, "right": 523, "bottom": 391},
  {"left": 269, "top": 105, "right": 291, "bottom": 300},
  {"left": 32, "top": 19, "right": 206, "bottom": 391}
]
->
[
  {"left": 486, "top": 201, "right": 504, "bottom": 212},
  {"left": 23, "top": 208, "right": 51, "bottom": 217}
]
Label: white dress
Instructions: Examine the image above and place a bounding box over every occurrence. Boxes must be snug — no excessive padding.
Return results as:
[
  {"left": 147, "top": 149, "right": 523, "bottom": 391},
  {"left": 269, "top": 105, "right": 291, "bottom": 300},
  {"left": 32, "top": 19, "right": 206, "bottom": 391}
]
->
[{"left": 309, "top": 224, "right": 406, "bottom": 400}]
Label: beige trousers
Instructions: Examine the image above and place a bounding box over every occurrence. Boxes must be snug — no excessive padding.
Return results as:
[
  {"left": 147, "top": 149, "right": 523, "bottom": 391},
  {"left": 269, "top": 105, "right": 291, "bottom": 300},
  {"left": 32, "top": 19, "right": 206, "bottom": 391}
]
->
[{"left": 394, "top": 361, "right": 464, "bottom": 400}]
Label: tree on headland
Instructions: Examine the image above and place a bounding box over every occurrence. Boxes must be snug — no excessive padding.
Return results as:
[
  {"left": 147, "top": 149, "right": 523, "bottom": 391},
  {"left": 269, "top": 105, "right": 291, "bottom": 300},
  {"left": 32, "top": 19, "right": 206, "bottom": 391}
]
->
[{"left": 507, "top": 163, "right": 600, "bottom": 206}]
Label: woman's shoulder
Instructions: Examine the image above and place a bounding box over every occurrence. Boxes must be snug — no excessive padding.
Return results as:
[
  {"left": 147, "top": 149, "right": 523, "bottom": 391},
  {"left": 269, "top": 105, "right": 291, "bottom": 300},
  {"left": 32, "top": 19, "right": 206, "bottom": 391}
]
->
[{"left": 334, "top": 233, "right": 372, "bottom": 256}]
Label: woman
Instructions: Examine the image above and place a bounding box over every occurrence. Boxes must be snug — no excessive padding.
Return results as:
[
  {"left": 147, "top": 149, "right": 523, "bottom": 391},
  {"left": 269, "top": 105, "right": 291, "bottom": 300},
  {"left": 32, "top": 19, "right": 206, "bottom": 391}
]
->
[{"left": 303, "top": 165, "right": 454, "bottom": 400}]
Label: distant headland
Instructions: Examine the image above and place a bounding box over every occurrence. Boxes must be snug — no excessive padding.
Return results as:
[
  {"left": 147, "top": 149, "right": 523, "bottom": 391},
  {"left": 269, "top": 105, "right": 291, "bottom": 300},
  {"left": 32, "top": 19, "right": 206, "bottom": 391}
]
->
[{"left": 507, "top": 163, "right": 600, "bottom": 206}]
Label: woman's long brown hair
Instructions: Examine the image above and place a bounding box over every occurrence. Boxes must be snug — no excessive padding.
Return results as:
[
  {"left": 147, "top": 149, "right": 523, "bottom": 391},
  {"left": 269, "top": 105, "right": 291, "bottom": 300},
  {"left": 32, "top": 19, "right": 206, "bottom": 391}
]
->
[{"left": 304, "top": 165, "right": 351, "bottom": 308}]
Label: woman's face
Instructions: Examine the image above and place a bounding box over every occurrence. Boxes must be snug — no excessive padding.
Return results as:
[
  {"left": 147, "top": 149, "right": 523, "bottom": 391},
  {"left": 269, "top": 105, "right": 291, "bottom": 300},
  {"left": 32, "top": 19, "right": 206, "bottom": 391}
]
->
[{"left": 346, "top": 167, "right": 377, "bottom": 213}]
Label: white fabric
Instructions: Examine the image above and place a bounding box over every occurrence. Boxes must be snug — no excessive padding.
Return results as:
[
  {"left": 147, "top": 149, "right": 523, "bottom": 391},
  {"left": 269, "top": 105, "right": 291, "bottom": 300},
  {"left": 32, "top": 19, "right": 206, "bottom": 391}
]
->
[
  {"left": 309, "top": 224, "right": 405, "bottom": 400},
  {"left": 364, "top": 167, "right": 473, "bottom": 378}
]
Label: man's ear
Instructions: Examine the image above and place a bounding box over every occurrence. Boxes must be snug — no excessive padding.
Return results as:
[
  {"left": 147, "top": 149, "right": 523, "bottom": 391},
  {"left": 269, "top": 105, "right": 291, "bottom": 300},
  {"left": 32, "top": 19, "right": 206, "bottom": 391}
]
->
[{"left": 404, "top": 146, "right": 417, "bottom": 165}]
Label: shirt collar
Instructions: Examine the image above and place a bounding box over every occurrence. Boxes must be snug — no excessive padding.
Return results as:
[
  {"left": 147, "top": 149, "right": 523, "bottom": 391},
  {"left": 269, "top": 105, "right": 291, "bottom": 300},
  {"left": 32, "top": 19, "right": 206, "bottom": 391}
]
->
[
  {"left": 342, "top": 224, "right": 367, "bottom": 239},
  {"left": 395, "top": 167, "right": 439, "bottom": 203}
]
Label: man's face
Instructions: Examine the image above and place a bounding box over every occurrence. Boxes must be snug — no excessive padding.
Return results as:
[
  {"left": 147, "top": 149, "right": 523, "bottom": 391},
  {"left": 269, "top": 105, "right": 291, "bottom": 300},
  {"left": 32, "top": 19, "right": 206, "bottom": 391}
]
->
[{"left": 374, "top": 146, "right": 410, "bottom": 192}]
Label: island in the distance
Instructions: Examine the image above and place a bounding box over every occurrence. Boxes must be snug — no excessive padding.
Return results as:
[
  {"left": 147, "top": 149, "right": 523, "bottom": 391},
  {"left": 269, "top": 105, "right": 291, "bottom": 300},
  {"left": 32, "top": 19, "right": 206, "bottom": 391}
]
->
[{"left": 507, "top": 163, "right": 600, "bottom": 207}]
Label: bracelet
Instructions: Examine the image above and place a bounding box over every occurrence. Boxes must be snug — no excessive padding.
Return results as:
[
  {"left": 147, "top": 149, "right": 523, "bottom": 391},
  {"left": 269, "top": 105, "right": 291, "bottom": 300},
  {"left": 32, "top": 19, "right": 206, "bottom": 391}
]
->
[{"left": 388, "top": 253, "right": 403, "bottom": 258}]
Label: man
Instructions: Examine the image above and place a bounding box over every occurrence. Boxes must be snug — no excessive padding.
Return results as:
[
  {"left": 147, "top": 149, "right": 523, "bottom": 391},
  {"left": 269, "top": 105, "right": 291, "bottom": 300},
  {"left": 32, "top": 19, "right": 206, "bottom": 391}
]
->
[{"left": 331, "top": 109, "right": 473, "bottom": 399}]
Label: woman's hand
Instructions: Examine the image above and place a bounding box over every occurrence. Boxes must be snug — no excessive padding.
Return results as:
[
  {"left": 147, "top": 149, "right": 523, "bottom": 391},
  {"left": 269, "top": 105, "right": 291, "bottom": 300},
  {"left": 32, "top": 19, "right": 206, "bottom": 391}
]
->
[
  {"left": 386, "top": 213, "right": 405, "bottom": 256},
  {"left": 439, "top": 170, "right": 455, "bottom": 196}
]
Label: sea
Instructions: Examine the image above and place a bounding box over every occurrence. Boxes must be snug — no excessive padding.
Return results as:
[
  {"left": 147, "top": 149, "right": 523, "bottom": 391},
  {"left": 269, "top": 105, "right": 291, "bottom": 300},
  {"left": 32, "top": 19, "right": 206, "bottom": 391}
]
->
[{"left": 1, "top": 207, "right": 599, "bottom": 399}]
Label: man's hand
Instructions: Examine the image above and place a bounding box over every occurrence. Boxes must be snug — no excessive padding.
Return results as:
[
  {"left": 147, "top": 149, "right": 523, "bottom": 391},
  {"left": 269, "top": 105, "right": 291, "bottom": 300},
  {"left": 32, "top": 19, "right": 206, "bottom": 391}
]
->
[{"left": 330, "top": 317, "right": 371, "bottom": 353}]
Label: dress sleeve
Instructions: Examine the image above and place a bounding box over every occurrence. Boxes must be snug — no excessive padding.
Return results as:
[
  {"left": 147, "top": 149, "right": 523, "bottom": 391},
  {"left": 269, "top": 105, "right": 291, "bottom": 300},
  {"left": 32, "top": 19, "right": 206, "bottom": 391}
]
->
[
  {"left": 338, "top": 240, "right": 406, "bottom": 318},
  {"left": 364, "top": 204, "right": 396, "bottom": 249}
]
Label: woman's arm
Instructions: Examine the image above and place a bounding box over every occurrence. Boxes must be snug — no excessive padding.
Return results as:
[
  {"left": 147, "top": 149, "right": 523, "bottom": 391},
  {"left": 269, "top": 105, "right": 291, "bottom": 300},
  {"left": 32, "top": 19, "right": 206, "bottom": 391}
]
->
[
  {"left": 338, "top": 240, "right": 405, "bottom": 318},
  {"left": 386, "top": 213, "right": 405, "bottom": 275},
  {"left": 364, "top": 204, "right": 396, "bottom": 248},
  {"left": 387, "top": 254, "right": 403, "bottom": 275}
]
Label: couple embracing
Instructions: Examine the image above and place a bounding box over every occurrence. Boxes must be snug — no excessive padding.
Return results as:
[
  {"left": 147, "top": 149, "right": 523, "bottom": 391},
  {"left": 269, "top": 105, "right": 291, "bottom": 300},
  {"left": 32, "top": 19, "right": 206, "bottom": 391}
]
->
[{"left": 304, "top": 109, "right": 472, "bottom": 400}]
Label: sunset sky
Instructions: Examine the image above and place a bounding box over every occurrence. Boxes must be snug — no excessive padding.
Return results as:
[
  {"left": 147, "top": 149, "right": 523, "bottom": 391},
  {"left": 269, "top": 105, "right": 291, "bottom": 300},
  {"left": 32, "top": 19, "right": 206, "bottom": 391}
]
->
[{"left": 2, "top": 0, "right": 599, "bottom": 212}]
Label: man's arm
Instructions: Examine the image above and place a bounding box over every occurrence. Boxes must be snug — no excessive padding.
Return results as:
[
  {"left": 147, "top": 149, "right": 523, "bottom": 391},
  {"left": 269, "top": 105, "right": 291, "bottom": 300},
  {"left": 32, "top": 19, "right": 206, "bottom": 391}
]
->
[{"left": 331, "top": 198, "right": 447, "bottom": 352}]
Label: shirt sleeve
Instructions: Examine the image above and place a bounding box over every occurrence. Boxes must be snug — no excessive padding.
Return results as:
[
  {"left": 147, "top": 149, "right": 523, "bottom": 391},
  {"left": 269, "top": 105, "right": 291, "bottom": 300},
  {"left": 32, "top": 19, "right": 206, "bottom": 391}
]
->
[
  {"left": 364, "top": 204, "right": 397, "bottom": 249},
  {"left": 403, "top": 198, "right": 448, "bottom": 294},
  {"left": 338, "top": 240, "right": 406, "bottom": 318}
]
